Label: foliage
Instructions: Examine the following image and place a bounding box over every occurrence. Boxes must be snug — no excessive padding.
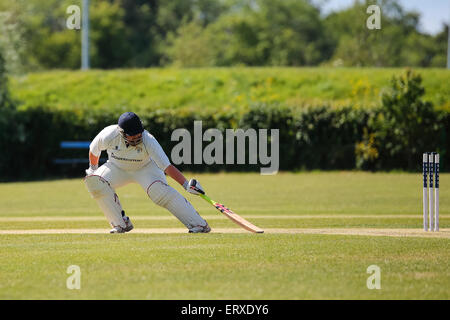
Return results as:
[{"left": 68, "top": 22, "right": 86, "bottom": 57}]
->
[
  {"left": 14, "top": 0, "right": 82, "bottom": 70},
  {"left": 355, "top": 129, "right": 379, "bottom": 170},
  {"left": 166, "top": 0, "right": 334, "bottom": 67},
  {"left": 1, "top": 98, "right": 449, "bottom": 180},
  {"left": 324, "top": 0, "right": 447, "bottom": 68},
  {"left": 0, "top": 48, "right": 10, "bottom": 106},
  {"left": 0, "top": 0, "right": 447, "bottom": 70},
  {"left": 2, "top": 67, "right": 450, "bottom": 179},
  {"left": 0, "top": 11, "right": 27, "bottom": 74},
  {"left": 365, "top": 69, "right": 443, "bottom": 170},
  {"left": 9, "top": 68, "right": 450, "bottom": 112},
  {"left": 0, "top": 49, "right": 18, "bottom": 176},
  {"left": 165, "top": 21, "right": 216, "bottom": 67}
]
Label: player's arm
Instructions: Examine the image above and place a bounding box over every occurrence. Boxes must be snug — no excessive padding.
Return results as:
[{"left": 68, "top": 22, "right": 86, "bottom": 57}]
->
[
  {"left": 164, "top": 164, "right": 186, "bottom": 186},
  {"left": 86, "top": 129, "right": 106, "bottom": 176},
  {"left": 164, "top": 164, "right": 205, "bottom": 195},
  {"left": 147, "top": 133, "right": 205, "bottom": 195},
  {"left": 90, "top": 151, "right": 99, "bottom": 167},
  {"left": 88, "top": 151, "right": 100, "bottom": 168},
  {"left": 86, "top": 151, "right": 100, "bottom": 176}
]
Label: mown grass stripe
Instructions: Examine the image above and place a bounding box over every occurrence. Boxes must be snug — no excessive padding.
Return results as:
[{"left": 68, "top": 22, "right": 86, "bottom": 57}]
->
[
  {"left": 0, "top": 214, "right": 437, "bottom": 222},
  {"left": 0, "top": 227, "right": 448, "bottom": 238}
]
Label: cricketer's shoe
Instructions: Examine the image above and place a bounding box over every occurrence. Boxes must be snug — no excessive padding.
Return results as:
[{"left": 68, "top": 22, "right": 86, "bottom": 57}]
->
[
  {"left": 123, "top": 216, "right": 134, "bottom": 232},
  {"left": 110, "top": 216, "right": 134, "bottom": 234},
  {"left": 109, "top": 226, "right": 126, "bottom": 233},
  {"left": 188, "top": 222, "right": 211, "bottom": 233}
]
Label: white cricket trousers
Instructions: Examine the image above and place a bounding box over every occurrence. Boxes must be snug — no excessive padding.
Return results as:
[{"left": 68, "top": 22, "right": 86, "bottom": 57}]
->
[{"left": 95, "top": 160, "right": 207, "bottom": 230}]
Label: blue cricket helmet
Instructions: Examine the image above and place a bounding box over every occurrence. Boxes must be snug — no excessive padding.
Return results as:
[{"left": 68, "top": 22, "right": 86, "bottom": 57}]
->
[
  {"left": 118, "top": 112, "right": 144, "bottom": 146},
  {"left": 118, "top": 112, "right": 144, "bottom": 136}
]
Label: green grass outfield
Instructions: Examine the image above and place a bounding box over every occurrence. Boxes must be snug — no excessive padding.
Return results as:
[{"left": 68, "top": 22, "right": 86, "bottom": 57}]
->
[{"left": 0, "top": 172, "right": 448, "bottom": 299}]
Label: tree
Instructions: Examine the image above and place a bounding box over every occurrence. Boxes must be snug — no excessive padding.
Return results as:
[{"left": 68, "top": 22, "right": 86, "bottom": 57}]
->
[
  {"left": 373, "top": 70, "right": 439, "bottom": 169},
  {"left": 164, "top": 0, "right": 333, "bottom": 67},
  {"left": 0, "top": 0, "right": 446, "bottom": 69},
  {"left": 0, "top": 49, "right": 10, "bottom": 108},
  {"left": 165, "top": 21, "right": 216, "bottom": 67},
  {"left": 0, "top": 10, "right": 27, "bottom": 74},
  {"left": 325, "top": 0, "right": 445, "bottom": 67},
  {"left": 257, "top": 0, "right": 333, "bottom": 66},
  {"left": 429, "top": 24, "right": 449, "bottom": 68},
  {"left": 89, "top": 1, "right": 129, "bottom": 69}
]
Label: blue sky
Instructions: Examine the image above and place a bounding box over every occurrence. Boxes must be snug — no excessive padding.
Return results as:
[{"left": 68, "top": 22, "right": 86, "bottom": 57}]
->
[{"left": 318, "top": 0, "right": 450, "bottom": 35}]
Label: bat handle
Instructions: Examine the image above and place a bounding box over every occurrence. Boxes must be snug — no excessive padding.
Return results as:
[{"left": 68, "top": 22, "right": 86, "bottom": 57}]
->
[
  {"left": 200, "top": 194, "right": 214, "bottom": 205},
  {"left": 200, "top": 193, "right": 209, "bottom": 200}
]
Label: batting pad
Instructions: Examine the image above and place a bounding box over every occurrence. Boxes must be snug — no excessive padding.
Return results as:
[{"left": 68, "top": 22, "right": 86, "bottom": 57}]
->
[
  {"left": 84, "top": 175, "right": 126, "bottom": 228},
  {"left": 147, "top": 180, "right": 207, "bottom": 229}
]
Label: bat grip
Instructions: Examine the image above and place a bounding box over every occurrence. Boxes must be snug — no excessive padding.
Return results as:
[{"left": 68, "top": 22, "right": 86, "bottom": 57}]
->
[{"left": 200, "top": 194, "right": 215, "bottom": 204}]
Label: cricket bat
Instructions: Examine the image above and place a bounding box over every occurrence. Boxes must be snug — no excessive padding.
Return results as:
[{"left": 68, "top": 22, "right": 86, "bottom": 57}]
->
[{"left": 200, "top": 194, "right": 264, "bottom": 233}]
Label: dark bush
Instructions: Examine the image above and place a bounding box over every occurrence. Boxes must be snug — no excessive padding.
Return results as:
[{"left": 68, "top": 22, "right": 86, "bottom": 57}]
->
[
  {"left": 356, "top": 69, "right": 445, "bottom": 171},
  {"left": 0, "top": 50, "right": 19, "bottom": 178}
]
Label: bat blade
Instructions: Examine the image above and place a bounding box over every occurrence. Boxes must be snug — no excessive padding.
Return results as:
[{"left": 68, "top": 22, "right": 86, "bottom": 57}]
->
[{"left": 200, "top": 194, "right": 264, "bottom": 233}]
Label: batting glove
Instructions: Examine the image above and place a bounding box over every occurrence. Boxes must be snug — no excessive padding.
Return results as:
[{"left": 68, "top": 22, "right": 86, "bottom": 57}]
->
[
  {"left": 85, "top": 164, "right": 98, "bottom": 176},
  {"left": 184, "top": 179, "right": 205, "bottom": 195}
]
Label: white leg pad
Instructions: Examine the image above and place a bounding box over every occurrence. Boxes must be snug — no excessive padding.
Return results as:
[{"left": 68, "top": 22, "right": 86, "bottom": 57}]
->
[
  {"left": 147, "top": 180, "right": 207, "bottom": 229},
  {"left": 84, "top": 175, "right": 126, "bottom": 229}
]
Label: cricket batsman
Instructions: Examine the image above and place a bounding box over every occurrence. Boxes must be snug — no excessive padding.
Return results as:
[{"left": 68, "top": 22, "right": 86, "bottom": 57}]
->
[{"left": 84, "top": 112, "right": 211, "bottom": 234}]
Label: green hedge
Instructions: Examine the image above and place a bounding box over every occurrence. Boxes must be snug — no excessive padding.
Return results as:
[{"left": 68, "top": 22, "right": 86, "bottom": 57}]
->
[{"left": 1, "top": 103, "right": 448, "bottom": 181}]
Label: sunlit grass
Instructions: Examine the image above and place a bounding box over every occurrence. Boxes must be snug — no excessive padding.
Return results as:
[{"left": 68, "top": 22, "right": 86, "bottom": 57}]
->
[{"left": 0, "top": 172, "right": 448, "bottom": 299}]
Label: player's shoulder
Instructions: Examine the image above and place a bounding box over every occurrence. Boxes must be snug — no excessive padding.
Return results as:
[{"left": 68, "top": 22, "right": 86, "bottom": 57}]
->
[
  {"left": 99, "top": 125, "right": 121, "bottom": 142},
  {"left": 143, "top": 129, "right": 157, "bottom": 143},
  {"left": 142, "top": 130, "right": 163, "bottom": 151}
]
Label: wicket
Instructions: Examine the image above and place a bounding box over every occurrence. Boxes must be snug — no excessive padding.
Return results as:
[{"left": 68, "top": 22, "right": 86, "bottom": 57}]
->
[{"left": 423, "top": 152, "right": 439, "bottom": 231}]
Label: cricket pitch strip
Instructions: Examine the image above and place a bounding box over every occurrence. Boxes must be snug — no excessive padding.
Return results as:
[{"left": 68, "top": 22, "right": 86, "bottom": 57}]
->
[{"left": 0, "top": 228, "right": 448, "bottom": 238}]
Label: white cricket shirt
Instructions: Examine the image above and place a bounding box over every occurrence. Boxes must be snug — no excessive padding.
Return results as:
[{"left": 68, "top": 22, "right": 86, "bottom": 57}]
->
[{"left": 89, "top": 125, "right": 171, "bottom": 171}]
